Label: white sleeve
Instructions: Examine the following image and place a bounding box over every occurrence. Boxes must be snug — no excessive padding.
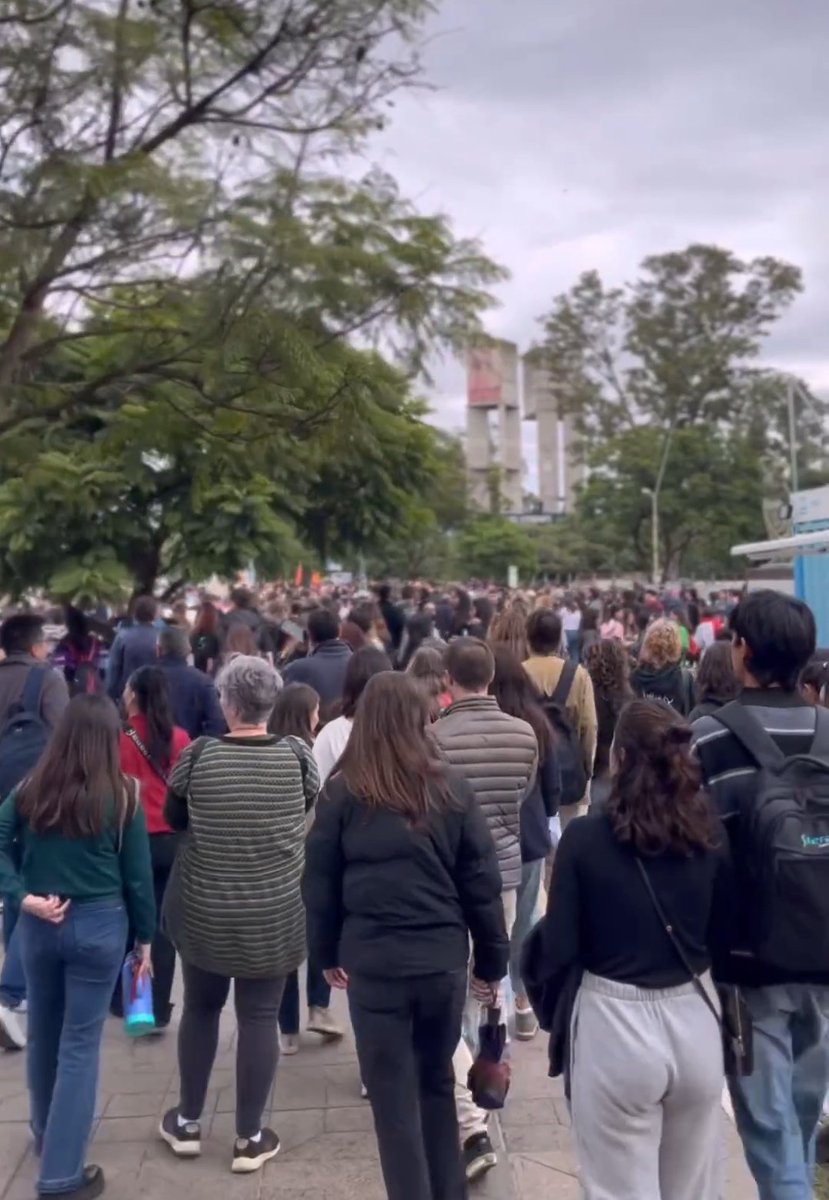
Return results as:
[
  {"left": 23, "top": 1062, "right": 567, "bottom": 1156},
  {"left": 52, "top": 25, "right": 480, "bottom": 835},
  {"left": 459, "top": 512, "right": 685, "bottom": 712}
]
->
[{"left": 313, "top": 724, "right": 340, "bottom": 787}]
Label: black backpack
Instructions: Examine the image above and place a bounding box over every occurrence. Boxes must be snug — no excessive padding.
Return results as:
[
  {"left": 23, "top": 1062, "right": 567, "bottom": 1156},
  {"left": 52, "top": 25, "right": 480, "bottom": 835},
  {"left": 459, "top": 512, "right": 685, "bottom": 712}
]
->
[
  {"left": 540, "top": 660, "right": 588, "bottom": 808},
  {"left": 716, "top": 701, "right": 829, "bottom": 973},
  {"left": 0, "top": 668, "right": 52, "bottom": 798}
]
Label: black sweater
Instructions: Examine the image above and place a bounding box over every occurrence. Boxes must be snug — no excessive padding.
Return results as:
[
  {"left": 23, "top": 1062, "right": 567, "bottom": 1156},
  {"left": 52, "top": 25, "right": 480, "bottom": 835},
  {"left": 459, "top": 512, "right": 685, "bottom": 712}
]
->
[
  {"left": 303, "top": 772, "right": 509, "bottom": 984},
  {"left": 526, "top": 812, "right": 734, "bottom": 994}
]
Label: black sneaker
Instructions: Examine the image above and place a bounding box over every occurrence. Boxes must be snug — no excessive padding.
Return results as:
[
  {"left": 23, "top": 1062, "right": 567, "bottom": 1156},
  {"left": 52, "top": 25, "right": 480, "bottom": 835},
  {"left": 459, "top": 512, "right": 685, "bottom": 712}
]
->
[
  {"left": 57, "top": 1166, "right": 105, "bottom": 1200},
  {"left": 463, "top": 1132, "right": 497, "bottom": 1182},
  {"left": 159, "top": 1107, "right": 202, "bottom": 1157},
  {"left": 231, "top": 1128, "right": 280, "bottom": 1174}
]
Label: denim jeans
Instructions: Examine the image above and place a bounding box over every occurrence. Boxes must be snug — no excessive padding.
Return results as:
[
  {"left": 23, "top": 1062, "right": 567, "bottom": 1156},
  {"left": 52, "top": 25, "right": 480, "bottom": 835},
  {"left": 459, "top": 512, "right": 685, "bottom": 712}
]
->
[
  {"left": 278, "top": 959, "right": 331, "bottom": 1036},
  {"left": 728, "top": 983, "right": 829, "bottom": 1200},
  {"left": 0, "top": 895, "right": 26, "bottom": 1007},
  {"left": 20, "top": 900, "right": 127, "bottom": 1195},
  {"left": 509, "top": 859, "right": 544, "bottom": 1001}
]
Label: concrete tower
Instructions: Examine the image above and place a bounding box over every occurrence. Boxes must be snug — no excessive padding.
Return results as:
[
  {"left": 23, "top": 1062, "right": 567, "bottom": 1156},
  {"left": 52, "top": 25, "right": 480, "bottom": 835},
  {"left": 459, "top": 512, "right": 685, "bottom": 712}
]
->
[
  {"left": 466, "top": 340, "right": 523, "bottom": 512},
  {"left": 522, "top": 352, "right": 584, "bottom": 514}
]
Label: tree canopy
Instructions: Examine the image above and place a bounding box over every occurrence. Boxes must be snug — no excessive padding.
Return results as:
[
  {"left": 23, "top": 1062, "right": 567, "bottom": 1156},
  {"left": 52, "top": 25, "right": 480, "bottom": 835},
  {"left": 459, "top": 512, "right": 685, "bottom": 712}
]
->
[
  {"left": 535, "top": 243, "right": 825, "bottom": 578},
  {"left": 0, "top": 0, "right": 503, "bottom": 600}
]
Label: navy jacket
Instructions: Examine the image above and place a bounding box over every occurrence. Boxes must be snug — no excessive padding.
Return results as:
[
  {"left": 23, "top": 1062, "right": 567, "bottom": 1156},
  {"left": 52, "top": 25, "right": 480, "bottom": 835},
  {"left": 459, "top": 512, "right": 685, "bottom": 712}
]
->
[
  {"left": 107, "top": 624, "right": 158, "bottom": 701},
  {"left": 283, "top": 640, "right": 352, "bottom": 708},
  {"left": 158, "top": 656, "right": 226, "bottom": 739}
]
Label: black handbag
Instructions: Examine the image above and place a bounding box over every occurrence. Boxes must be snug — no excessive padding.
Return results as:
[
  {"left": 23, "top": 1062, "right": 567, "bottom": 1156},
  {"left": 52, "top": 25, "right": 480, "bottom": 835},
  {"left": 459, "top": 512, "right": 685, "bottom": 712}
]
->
[{"left": 636, "top": 859, "right": 753, "bottom": 1077}]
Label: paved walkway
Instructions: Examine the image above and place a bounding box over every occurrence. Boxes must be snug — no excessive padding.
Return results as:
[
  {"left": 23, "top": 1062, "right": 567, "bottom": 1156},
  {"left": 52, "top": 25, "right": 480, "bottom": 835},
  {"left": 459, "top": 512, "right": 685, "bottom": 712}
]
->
[{"left": 0, "top": 986, "right": 758, "bottom": 1199}]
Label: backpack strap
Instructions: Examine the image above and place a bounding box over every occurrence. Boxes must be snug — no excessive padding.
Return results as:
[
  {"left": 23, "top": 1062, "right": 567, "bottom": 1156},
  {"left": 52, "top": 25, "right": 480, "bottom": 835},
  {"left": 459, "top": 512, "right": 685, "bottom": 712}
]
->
[
  {"left": 810, "top": 707, "right": 829, "bottom": 759},
  {"left": 551, "top": 659, "right": 577, "bottom": 709},
  {"left": 20, "top": 667, "right": 47, "bottom": 716},
  {"left": 714, "top": 701, "right": 786, "bottom": 770}
]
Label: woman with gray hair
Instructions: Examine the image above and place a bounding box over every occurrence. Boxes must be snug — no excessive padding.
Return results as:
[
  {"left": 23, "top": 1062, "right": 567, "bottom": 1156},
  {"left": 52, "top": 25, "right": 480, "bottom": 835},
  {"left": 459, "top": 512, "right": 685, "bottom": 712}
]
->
[{"left": 159, "top": 655, "right": 319, "bottom": 1175}]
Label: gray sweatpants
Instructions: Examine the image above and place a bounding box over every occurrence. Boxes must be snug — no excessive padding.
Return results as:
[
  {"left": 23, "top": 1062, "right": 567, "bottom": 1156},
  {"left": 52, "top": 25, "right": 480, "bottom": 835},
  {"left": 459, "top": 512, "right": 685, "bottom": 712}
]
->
[{"left": 571, "top": 971, "right": 724, "bottom": 1200}]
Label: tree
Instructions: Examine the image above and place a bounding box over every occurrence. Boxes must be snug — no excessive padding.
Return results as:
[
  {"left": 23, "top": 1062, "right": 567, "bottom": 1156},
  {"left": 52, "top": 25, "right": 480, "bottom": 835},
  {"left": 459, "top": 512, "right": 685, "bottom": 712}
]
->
[
  {"left": 535, "top": 244, "right": 826, "bottom": 576},
  {"left": 455, "top": 516, "right": 536, "bottom": 583}
]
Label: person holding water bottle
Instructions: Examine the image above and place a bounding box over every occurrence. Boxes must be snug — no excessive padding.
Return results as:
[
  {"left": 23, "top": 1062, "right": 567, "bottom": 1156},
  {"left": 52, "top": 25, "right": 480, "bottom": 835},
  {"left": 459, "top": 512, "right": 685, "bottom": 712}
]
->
[{"left": 0, "top": 694, "right": 155, "bottom": 1200}]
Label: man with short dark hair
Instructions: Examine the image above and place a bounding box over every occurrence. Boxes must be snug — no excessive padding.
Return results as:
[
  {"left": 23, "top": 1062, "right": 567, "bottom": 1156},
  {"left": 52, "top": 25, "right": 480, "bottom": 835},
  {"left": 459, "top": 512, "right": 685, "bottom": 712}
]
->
[
  {"left": 693, "top": 590, "right": 829, "bottom": 1199},
  {"left": 0, "top": 612, "right": 69, "bottom": 1049},
  {"left": 523, "top": 607, "right": 597, "bottom": 825},
  {"left": 283, "top": 607, "right": 351, "bottom": 709},
  {"left": 157, "top": 626, "right": 225, "bottom": 738},
  {"left": 106, "top": 594, "right": 159, "bottom": 701},
  {"left": 435, "top": 637, "right": 538, "bottom": 1182}
]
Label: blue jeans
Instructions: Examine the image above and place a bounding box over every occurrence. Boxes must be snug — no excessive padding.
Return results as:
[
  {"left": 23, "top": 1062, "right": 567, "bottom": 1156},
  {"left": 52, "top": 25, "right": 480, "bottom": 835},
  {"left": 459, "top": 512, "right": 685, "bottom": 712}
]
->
[
  {"left": 509, "top": 859, "right": 544, "bottom": 1000},
  {"left": 729, "top": 983, "right": 829, "bottom": 1200},
  {"left": 1, "top": 895, "right": 26, "bottom": 1007},
  {"left": 20, "top": 900, "right": 127, "bottom": 1195},
  {"left": 278, "top": 959, "right": 331, "bottom": 1036},
  {"left": 565, "top": 630, "right": 580, "bottom": 662}
]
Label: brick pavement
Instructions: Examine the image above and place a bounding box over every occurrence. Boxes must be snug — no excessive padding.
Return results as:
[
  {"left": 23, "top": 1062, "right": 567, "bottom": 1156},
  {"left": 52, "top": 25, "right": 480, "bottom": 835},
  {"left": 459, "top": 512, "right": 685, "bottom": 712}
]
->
[{"left": 0, "top": 986, "right": 759, "bottom": 1199}]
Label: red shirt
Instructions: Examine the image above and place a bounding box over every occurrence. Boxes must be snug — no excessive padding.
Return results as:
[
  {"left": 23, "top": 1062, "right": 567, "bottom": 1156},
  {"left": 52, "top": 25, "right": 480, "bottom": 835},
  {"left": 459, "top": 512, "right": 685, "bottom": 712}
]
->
[{"left": 119, "top": 714, "right": 191, "bottom": 834}]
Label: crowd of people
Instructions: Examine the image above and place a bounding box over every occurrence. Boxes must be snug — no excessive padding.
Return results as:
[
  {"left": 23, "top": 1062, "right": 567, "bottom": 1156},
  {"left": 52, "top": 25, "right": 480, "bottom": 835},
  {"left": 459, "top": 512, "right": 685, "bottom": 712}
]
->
[{"left": 0, "top": 578, "right": 827, "bottom": 1200}]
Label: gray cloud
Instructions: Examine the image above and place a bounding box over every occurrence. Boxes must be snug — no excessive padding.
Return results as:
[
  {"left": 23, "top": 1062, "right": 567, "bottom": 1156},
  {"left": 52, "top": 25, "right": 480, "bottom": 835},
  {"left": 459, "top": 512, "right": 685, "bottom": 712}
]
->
[{"left": 362, "top": 0, "right": 829, "bottom": 483}]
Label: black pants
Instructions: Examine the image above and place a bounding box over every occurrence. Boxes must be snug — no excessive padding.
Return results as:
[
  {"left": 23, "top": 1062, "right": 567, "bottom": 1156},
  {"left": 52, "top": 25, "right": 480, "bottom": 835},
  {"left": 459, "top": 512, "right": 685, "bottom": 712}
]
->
[
  {"left": 348, "top": 970, "right": 467, "bottom": 1200},
  {"left": 177, "top": 961, "right": 286, "bottom": 1139},
  {"left": 111, "top": 832, "right": 179, "bottom": 1024}
]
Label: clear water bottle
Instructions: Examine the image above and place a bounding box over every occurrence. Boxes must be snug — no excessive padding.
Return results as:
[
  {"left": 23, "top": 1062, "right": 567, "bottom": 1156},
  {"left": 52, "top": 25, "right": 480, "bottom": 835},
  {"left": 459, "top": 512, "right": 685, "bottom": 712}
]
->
[{"left": 121, "top": 952, "right": 155, "bottom": 1036}]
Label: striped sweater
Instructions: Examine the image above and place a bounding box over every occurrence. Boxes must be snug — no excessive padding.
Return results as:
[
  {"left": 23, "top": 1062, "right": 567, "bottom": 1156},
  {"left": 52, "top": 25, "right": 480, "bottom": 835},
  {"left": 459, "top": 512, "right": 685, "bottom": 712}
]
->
[{"left": 163, "top": 734, "right": 319, "bottom": 978}]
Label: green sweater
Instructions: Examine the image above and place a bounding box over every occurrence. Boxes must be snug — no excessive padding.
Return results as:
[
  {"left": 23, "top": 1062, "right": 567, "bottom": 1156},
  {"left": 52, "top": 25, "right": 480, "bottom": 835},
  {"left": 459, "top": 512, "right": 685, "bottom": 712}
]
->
[{"left": 0, "top": 791, "right": 156, "bottom": 943}]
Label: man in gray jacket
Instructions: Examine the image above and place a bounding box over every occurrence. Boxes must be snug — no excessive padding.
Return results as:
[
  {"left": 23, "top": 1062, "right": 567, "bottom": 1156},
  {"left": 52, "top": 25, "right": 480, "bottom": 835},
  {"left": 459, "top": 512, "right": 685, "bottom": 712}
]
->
[{"left": 434, "top": 637, "right": 538, "bottom": 1182}]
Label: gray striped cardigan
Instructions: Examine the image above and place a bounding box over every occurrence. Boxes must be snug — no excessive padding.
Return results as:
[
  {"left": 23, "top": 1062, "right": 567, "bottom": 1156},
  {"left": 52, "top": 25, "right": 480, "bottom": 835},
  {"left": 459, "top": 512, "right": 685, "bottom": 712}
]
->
[{"left": 163, "top": 735, "right": 319, "bottom": 978}]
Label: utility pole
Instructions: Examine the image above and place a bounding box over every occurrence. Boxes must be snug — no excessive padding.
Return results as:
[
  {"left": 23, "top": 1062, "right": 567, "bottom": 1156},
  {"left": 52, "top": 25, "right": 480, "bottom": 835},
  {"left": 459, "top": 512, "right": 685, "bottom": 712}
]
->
[
  {"left": 787, "top": 378, "right": 799, "bottom": 494},
  {"left": 641, "top": 487, "right": 659, "bottom": 583}
]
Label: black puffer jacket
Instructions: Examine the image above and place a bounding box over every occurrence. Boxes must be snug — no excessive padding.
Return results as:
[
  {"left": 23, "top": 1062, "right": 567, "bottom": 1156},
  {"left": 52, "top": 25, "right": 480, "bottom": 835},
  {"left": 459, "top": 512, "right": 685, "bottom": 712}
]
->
[{"left": 303, "top": 772, "right": 509, "bottom": 984}]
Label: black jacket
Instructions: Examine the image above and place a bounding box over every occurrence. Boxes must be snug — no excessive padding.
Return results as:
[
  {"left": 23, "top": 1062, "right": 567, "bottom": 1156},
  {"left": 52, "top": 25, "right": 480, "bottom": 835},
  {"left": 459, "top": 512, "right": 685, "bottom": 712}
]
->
[
  {"left": 520, "top": 751, "right": 559, "bottom": 864},
  {"left": 283, "top": 640, "right": 352, "bottom": 708},
  {"left": 631, "top": 663, "right": 693, "bottom": 716},
  {"left": 158, "top": 656, "right": 226, "bottom": 739},
  {"left": 303, "top": 772, "right": 509, "bottom": 984}
]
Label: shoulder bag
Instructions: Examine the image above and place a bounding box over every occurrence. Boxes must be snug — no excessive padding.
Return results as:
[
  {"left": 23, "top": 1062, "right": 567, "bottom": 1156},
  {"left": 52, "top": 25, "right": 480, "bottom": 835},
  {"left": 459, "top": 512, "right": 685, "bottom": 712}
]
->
[{"left": 636, "top": 858, "right": 753, "bottom": 1077}]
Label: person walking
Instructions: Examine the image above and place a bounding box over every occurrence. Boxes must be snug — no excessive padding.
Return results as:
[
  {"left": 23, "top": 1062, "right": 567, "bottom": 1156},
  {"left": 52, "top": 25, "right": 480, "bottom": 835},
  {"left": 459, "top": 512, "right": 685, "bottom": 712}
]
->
[
  {"left": 434, "top": 638, "right": 537, "bottom": 1181},
  {"left": 488, "top": 644, "right": 559, "bottom": 1042},
  {"left": 524, "top": 700, "right": 730, "bottom": 1200},
  {"left": 106, "top": 595, "right": 159, "bottom": 701},
  {"left": 267, "top": 683, "right": 337, "bottom": 1052},
  {"left": 0, "top": 695, "right": 154, "bottom": 1200},
  {"left": 159, "top": 656, "right": 319, "bottom": 1174},
  {"left": 631, "top": 619, "right": 694, "bottom": 716},
  {"left": 585, "top": 640, "right": 633, "bottom": 812},
  {"left": 693, "top": 591, "right": 829, "bottom": 1199},
  {"left": 0, "top": 613, "right": 70, "bottom": 1050},
  {"left": 304, "top": 672, "right": 508, "bottom": 1200},
  {"left": 156, "top": 626, "right": 226, "bottom": 738},
  {"left": 687, "top": 642, "right": 740, "bottom": 722},
  {"left": 190, "top": 601, "right": 222, "bottom": 676},
  {"left": 119, "top": 666, "right": 190, "bottom": 1029},
  {"left": 524, "top": 608, "right": 597, "bottom": 828},
  {"left": 283, "top": 608, "right": 352, "bottom": 713},
  {"left": 312, "top": 647, "right": 392, "bottom": 786}
]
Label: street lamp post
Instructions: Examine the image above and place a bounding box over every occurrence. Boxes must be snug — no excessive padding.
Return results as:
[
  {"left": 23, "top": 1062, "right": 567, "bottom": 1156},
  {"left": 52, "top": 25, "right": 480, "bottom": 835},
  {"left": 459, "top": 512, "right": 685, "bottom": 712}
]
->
[{"left": 642, "top": 487, "right": 659, "bottom": 584}]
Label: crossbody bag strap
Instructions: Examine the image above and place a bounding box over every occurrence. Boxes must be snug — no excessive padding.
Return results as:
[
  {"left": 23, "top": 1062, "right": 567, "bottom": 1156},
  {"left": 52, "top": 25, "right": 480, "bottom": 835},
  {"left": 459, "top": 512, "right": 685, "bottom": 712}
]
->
[
  {"left": 635, "top": 858, "right": 722, "bottom": 1029},
  {"left": 124, "top": 725, "right": 170, "bottom": 786}
]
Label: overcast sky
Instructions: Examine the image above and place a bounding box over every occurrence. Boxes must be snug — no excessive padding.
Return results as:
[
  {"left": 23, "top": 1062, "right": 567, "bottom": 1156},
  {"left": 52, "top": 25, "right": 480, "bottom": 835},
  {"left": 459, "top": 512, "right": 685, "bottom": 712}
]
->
[{"left": 363, "top": 0, "right": 829, "bottom": 487}]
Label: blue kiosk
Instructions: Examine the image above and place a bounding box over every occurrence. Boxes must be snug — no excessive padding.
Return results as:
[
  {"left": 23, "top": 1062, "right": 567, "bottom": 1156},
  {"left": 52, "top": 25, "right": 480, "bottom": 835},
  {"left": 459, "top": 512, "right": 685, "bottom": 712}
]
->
[{"left": 732, "top": 485, "right": 829, "bottom": 645}]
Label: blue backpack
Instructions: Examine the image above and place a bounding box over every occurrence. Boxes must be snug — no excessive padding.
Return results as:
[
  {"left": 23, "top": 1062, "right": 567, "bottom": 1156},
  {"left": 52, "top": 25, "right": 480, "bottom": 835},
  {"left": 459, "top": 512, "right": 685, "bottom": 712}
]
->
[{"left": 0, "top": 669, "right": 52, "bottom": 799}]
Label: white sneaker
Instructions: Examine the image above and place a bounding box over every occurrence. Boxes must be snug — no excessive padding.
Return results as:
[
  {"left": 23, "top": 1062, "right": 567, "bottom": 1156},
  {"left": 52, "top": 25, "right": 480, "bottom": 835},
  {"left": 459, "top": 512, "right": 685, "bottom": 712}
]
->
[
  {"left": 0, "top": 1004, "right": 26, "bottom": 1051},
  {"left": 307, "top": 1006, "right": 344, "bottom": 1039},
  {"left": 280, "top": 1033, "right": 299, "bottom": 1057}
]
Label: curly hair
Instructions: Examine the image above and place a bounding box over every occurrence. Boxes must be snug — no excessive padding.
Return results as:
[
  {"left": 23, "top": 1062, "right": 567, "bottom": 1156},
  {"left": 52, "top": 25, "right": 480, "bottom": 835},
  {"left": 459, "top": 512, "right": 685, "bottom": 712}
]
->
[
  {"left": 606, "top": 700, "right": 718, "bottom": 855},
  {"left": 586, "top": 639, "right": 631, "bottom": 700},
  {"left": 488, "top": 602, "right": 530, "bottom": 664},
  {"left": 639, "top": 618, "right": 682, "bottom": 670}
]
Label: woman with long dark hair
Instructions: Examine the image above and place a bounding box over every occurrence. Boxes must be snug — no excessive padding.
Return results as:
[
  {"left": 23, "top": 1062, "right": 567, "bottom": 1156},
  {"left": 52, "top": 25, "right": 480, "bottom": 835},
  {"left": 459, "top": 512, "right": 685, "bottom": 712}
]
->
[
  {"left": 586, "top": 640, "right": 633, "bottom": 811},
  {"left": 52, "top": 605, "right": 104, "bottom": 695},
  {"left": 191, "top": 601, "right": 221, "bottom": 675},
  {"left": 523, "top": 700, "right": 730, "bottom": 1200},
  {"left": 688, "top": 641, "right": 740, "bottom": 722},
  {"left": 489, "top": 644, "right": 558, "bottom": 1041},
  {"left": 304, "top": 673, "right": 508, "bottom": 1200},
  {"left": 269, "top": 683, "right": 320, "bottom": 744},
  {"left": 119, "top": 666, "right": 190, "bottom": 1029},
  {"left": 0, "top": 695, "right": 154, "bottom": 1200}
]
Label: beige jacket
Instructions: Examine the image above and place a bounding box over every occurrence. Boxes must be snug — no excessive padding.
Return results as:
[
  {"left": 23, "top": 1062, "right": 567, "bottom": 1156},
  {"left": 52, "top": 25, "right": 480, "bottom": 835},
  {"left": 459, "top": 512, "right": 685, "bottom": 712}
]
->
[{"left": 522, "top": 654, "right": 598, "bottom": 777}]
